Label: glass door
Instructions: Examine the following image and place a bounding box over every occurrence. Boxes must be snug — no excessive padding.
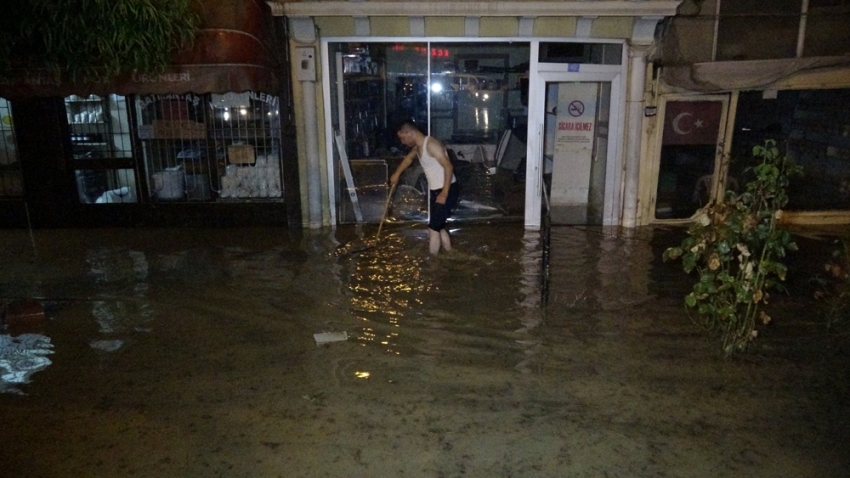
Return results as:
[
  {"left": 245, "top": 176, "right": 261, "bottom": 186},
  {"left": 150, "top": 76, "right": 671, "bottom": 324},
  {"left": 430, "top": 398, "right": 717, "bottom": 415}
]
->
[
  {"left": 527, "top": 69, "right": 623, "bottom": 228},
  {"left": 543, "top": 81, "right": 612, "bottom": 225},
  {"left": 652, "top": 95, "right": 730, "bottom": 220}
]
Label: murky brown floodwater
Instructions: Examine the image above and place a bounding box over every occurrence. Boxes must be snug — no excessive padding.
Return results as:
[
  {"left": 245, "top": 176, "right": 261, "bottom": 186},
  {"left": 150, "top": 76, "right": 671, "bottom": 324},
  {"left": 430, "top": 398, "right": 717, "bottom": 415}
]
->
[{"left": 1, "top": 223, "right": 848, "bottom": 477}]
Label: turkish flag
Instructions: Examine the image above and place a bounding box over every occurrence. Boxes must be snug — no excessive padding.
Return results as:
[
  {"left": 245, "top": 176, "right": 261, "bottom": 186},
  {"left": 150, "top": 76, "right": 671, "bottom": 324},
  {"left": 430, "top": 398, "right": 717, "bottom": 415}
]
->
[{"left": 662, "top": 101, "right": 723, "bottom": 145}]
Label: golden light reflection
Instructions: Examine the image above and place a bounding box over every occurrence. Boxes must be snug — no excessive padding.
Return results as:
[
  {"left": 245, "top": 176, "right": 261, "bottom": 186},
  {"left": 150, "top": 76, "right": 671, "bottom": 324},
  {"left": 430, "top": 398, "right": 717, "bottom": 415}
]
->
[
  {"left": 340, "top": 233, "right": 435, "bottom": 360},
  {"left": 355, "top": 371, "right": 370, "bottom": 379}
]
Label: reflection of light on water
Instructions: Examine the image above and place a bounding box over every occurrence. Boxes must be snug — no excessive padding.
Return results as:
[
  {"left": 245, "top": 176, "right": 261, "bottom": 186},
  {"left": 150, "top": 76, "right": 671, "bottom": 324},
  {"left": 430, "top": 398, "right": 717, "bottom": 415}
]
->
[
  {"left": 359, "top": 328, "right": 377, "bottom": 344},
  {"left": 344, "top": 234, "right": 433, "bottom": 356},
  {"left": 0, "top": 333, "right": 53, "bottom": 394},
  {"left": 86, "top": 248, "right": 153, "bottom": 343},
  {"left": 355, "top": 371, "right": 370, "bottom": 379}
]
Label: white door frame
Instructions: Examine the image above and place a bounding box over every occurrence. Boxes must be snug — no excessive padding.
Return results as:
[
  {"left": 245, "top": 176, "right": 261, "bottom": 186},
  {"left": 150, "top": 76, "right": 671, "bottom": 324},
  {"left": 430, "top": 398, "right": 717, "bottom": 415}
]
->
[
  {"left": 525, "top": 60, "right": 625, "bottom": 229},
  {"left": 643, "top": 93, "right": 733, "bottom": 224}
]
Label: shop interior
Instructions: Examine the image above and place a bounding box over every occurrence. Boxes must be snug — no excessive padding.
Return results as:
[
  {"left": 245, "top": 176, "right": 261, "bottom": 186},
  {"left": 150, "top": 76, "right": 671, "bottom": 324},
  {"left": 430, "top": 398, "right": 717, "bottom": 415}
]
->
[
  {"left": 67, "top": 92, "right": 282, "bottom": 205},
  {"left": 731, "top": 88, "right": 850, "bottom": 211},
  {"left": 0, "top": 98, "right": 21, "bottom": 198},
  {"left": 329, "top": 42, "right": 531, "bottom": 224}
]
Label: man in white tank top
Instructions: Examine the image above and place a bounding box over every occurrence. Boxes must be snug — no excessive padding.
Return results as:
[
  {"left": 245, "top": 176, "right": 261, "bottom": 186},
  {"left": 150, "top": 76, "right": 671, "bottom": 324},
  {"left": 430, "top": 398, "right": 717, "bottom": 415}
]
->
[{"left": 390, "top": 121, "right": 459, "bottom": 254}]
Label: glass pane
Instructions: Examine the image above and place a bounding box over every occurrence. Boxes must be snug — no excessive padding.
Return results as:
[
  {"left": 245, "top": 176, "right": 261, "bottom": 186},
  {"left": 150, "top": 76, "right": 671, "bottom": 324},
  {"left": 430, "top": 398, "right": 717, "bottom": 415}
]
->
[
  {"left": 65, "top": 94, "right": 133, "bottom": 160},
  {"left": 137, "top": 94, "right": 208, "bottom": 202},
  {"left": 65, "top": 94, "right": 137, "bottom": 204},
  {"left": 804, "top": 1, "right": 850, "bottom": 56},
  {"left": 716, "top": 17, "right": 799, "bottom": 60},
  {"left": 330, "top": 42, "right": 531, "bottom": 224},
  {"left": 538, "top": 42, "right": 623, "bottom": 65},
  {"left": 0, "top": 98, "right": 23, "bottom": 197},
  {"left": 655, "top": 100, "right": 724, "bottom": 219},
  {"left": 544, "top": 82, "right": 611, "bottom": 225},
  {"left": 719, "top": 0, "right": 802, "bottom": 14},
  {"left": 330, "top": 42, "right": 428, "bottom": 224},
  {"left": 716, "top": 0, "right": 801, "bottom": 60},
  {"left": 210, "top": 92, "right": 282, "bottom": 200},
  {"left": 731, "top": 89, "right": 850, "bottom": 211},
  {"left": 430, "top": 42, "right": 530, "bottom": 222},
  {"left": 137, "top": 92, "right": 282, "bottom": 202}
]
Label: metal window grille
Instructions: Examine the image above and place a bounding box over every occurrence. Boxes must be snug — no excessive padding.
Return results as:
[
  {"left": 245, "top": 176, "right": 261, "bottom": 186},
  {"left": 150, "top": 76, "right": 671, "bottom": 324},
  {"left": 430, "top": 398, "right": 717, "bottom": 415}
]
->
[
  {"left": 0, "top": 98, "right": 23, "bottom": 198},
  {"left": 136, "top": 92, "right": 282, "bottom": 202},
  {"left": 210, "top": 92, "right": 282, "bottom": 200},
  {"left": 66, "top": 94, "right": 138, "bottom": 203}
]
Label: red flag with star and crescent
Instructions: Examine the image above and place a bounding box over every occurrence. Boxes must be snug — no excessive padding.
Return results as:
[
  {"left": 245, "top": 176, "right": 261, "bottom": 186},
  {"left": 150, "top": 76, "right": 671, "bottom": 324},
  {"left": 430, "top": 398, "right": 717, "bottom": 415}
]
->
[{"left": 662, "top": 100, "right": 723, "bottom": 145}]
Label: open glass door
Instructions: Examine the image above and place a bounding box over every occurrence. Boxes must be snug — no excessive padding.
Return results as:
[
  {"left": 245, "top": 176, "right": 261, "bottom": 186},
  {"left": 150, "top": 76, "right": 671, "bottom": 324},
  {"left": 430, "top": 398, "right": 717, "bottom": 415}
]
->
[
  {"left": 543, "top": 81, "right": 612, "bottom": 225},
  {"left": 527, "top": 70, "right": 622, "bottom": 228}
]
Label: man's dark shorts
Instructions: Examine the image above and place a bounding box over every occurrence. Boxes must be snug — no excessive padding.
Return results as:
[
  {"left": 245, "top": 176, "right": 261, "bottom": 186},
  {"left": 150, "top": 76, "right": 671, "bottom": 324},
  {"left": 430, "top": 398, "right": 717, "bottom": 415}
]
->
[{"left": 428, "top": 185, "right": 459, "bottom": 231}]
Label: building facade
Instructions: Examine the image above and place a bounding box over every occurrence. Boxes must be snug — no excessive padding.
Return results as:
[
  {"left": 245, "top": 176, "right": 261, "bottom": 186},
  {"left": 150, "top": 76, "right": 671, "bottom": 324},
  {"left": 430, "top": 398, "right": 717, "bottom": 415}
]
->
[
  {"left": 271, "top": 0, "right": 682, "bottom": 229},
  {"left": 641, "top": 0, "right": 850, "bottom": 226},
  {"left": 6, "top": 1, "right": 847, "bottom": 230},
  {"left": 0, "top": 0, "right": 302, "bottom": 228}
]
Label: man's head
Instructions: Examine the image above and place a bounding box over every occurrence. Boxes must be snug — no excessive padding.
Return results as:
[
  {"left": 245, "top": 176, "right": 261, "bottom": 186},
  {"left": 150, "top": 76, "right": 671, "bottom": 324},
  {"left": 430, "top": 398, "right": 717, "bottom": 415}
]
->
[{"left": 397, "top": 121, "right": 421, "bottom": 147}]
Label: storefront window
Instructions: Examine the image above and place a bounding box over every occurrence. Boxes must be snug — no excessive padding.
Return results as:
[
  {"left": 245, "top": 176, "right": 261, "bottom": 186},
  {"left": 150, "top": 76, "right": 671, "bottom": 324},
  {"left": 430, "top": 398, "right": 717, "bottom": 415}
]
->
[
  {"left": 538, "top": 42, "right": 623, "bottom": 65},
  {"left": 716, "top": 0, "right": 801, "bottom": 61},
  {"left": 329, "top": 42, "right": 428, "bottom": 223},
  {"left": 329, "top": 41, "right": 530, "bottom": 224},
  {"left": 655, "top": 100, "right": 725, "bottom": 219},
  {"left": 430, "top": 43, "right": 529, "bottom": 221},
  {"left": 731, "top": 89, "right": 850, "bottom": 211},
  {"left": 804, "top": 0, "right": 850, "bottom": 56},
  {"left": 65, "top": 94, "right": 137, "bottom": 203},
  {"left": 0, "top": 98, "right": 22, "bottom": 197},
  {"left": 136, "top": 92, "right": 281, "bottom": 202}
]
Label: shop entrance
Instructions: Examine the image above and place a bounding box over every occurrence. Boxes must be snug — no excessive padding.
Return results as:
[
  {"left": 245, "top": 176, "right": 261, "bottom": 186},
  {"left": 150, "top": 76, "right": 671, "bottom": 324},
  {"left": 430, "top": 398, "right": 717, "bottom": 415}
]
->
[
  {"left": 651, "top": 95, "right": 730, "bottom": 220},
  {"left": 527, "top": 68, "right": 623, "bottom": 227},
  {"left": 542, "top": 80, "right": 612, "bottom": 225}
]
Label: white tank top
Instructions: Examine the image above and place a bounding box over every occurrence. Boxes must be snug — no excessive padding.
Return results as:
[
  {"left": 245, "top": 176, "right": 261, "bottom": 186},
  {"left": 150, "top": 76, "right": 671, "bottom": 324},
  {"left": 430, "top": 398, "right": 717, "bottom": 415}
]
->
[{"left": 419, "top": 137, "right": 457, "bottom": 190}]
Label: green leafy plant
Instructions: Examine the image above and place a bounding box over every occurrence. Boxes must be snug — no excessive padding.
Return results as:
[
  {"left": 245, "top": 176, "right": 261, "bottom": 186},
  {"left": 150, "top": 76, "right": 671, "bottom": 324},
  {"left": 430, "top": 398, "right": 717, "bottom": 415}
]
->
[
  {"left": 0, "top": 0, "right": 200, "bottom": 82},
  {"left": 663, "top": 140, "right": 802, "bottom": 355}
]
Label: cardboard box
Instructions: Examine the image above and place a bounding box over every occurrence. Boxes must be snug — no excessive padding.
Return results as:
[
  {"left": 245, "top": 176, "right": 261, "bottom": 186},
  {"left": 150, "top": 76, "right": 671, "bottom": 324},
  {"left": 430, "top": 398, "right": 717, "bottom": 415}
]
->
[{"left": 228, "top": 144, "right": 255, "bottom": 164}]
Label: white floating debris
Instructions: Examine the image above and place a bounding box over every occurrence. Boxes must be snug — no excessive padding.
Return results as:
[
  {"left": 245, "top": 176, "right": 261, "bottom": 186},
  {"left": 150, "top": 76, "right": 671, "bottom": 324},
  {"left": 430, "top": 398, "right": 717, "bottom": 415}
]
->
[
  {"left": 0, "top": 333, "right": 54, "bottom": 390},
  {"left": 314, "top": 331, "right": 348, "bottom": 345},
  {"left": 458, "top": 199, "right": 501, "bottom": 211}
]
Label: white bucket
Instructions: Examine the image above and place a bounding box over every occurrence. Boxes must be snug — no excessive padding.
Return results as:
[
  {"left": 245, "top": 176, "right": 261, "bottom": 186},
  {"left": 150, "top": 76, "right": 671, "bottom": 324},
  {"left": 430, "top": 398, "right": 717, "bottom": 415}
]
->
[{"left": 152, "top": 170, "right": 185, "bottom": 200}]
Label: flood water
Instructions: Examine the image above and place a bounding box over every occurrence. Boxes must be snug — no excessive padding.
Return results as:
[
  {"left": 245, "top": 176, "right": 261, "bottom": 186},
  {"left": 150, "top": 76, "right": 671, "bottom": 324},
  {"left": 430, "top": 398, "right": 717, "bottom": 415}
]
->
[{"left": 1, "top": 223, "right": 848, "bottom": 477}]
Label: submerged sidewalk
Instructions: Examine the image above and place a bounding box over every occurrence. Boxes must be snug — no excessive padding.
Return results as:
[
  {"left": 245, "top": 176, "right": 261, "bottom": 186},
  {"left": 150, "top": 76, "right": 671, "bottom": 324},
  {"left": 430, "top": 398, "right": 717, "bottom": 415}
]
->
[{"left": 0, "top": 225, "right": 848, "bottom": 477}]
